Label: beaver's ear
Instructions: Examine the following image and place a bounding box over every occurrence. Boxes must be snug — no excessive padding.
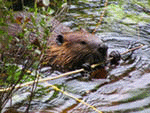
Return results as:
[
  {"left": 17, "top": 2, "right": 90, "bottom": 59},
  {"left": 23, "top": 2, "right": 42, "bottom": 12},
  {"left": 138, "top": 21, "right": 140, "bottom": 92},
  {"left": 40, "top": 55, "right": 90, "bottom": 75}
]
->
[
  {"left": 80, "top": 28, "right": 88, "bottom": 33},
  {"left": 56, "top": 35, "right": 64, "bottom": 46}
]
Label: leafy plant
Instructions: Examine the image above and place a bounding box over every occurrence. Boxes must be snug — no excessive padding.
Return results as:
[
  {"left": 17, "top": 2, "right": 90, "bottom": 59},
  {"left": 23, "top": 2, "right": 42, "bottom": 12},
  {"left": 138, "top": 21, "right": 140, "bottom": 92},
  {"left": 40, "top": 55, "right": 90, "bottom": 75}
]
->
[{"left": 0, "top": 0, "right": 66, "bottom": 112}]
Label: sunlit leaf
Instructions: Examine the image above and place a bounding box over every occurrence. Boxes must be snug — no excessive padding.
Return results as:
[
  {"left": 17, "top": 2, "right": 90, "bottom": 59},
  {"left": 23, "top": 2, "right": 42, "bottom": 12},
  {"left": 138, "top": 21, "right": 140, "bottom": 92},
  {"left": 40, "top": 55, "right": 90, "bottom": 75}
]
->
[{"left": 43, "top": 0, "right": 50, "bottom": 6}]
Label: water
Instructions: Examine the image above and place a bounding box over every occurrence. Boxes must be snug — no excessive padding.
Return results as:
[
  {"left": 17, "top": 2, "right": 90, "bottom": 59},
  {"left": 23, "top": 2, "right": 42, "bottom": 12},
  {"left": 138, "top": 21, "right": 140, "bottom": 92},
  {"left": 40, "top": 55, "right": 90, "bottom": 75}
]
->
[{"left": 3, "top": 0, "right": 150, "bottom": 113}]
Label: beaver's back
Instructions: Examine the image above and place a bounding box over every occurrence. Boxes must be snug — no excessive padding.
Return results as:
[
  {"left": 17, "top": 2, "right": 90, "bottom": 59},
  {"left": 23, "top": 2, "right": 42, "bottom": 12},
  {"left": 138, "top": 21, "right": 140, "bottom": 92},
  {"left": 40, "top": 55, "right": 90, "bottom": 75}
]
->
[{"left": 4, "top": 12, "right": 71, "bottom": 45}]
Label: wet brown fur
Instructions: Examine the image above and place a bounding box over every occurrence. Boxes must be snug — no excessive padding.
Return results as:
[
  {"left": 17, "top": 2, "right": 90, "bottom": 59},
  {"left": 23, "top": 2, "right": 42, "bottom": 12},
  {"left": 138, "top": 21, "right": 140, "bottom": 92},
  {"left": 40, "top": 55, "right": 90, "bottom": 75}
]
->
[{"left": 42, "top": 30, "right": 107, "bottom": 71}]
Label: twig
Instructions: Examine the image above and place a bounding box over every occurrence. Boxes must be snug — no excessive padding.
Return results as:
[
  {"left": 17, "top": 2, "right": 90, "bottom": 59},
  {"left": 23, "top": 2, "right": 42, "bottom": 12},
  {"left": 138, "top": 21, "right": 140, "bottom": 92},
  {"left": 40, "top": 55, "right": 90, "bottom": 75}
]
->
[
  {"left": 0, "top": 69, "right": 84, "bottom": 92},
  {"left": 0, "top": 44, "right": 144, "bottom": 113},
  {"left": 47, "top": 84, "right": 102, "bottom": 113},
  {"left": 0, "top": 44, "right": 144, "bottom": 92},
  {"left": 91, "top": 44, "right": 144, "bottom": 68},
  {"left": 120, "top": 44, "right": 143, "bottom": 55},
  {"left": 92, "top": 0, "right": 108, "bottom": 34}
]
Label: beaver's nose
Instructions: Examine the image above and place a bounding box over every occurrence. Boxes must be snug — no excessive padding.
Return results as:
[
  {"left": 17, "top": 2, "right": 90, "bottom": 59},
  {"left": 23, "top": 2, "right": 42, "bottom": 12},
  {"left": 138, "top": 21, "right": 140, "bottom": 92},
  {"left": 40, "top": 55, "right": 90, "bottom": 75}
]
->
[{"left": 98, "top": 44, "right": 108, "bottom": 54}]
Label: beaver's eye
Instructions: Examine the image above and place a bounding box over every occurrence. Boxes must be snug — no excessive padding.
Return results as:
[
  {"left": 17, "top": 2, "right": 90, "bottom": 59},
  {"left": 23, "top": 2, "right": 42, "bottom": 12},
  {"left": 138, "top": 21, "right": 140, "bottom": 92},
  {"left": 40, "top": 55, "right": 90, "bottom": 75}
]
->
[
  {"left": 56, "top": 35, "right": 64, "bottom": 45},
  {"left": 81, "top": 41, "right": 87, "bottom": 45}
]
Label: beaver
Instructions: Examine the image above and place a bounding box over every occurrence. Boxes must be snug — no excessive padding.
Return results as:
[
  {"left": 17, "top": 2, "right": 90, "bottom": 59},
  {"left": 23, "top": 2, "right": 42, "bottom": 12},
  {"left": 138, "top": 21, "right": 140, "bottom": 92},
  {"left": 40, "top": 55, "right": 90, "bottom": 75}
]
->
[
  {"left": 1, "top": 12, "right": 120, "bottom": 73},
  {"left": 42, "top": 29, "right": 108, "bottom": 71}
]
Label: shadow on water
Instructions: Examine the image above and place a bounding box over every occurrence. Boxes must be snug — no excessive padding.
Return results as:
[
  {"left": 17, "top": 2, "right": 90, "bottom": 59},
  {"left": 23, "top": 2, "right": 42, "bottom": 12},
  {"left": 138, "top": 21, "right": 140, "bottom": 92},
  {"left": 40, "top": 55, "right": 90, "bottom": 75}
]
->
[{"left": 3, "top": 0, "right": 150, "bottom": 113}]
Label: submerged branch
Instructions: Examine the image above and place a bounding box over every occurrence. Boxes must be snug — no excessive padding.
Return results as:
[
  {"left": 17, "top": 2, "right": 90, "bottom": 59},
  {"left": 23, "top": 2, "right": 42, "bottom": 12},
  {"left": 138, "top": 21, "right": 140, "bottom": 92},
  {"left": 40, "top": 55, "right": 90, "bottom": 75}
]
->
[{"left": 46, "top": 83, "right": 102, "bottom": 113}]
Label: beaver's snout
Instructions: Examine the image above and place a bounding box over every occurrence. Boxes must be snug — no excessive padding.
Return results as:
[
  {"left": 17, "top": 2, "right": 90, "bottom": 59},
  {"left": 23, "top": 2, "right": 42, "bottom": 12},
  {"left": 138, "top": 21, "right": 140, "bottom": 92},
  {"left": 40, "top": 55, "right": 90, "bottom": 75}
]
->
[{"left": 98, "top": 44, "right": 108, "bottom": 56}]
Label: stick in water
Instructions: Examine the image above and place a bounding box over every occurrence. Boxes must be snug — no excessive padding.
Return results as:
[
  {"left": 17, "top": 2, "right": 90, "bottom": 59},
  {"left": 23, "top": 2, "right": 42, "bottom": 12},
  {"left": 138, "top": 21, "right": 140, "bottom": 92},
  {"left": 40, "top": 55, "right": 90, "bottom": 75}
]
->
[{"left": 0, "top": 44, "right": 144, "bottom": 92}]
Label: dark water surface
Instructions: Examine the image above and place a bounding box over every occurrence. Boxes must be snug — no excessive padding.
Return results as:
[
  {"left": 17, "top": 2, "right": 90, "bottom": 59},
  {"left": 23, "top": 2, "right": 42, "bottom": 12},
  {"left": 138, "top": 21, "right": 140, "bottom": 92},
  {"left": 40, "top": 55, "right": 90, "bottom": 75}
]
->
[{"left": 4, "top": 0, "right": 150, "bottom": 113}]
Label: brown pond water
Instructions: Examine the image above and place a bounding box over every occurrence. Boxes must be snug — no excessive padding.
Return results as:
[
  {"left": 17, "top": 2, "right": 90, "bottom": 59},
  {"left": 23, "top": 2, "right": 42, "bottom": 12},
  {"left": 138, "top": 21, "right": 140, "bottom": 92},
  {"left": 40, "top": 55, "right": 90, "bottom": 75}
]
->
[{"left": 3, "top": 0, "right": 150, "bottom": 113}]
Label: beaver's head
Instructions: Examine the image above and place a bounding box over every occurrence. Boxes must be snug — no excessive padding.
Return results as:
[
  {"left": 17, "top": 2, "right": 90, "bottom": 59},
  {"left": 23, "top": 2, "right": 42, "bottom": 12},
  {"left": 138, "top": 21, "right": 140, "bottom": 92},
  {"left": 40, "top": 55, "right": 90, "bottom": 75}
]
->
[{"left": 43, "top": 29, "right": 108, "bottom": 71}]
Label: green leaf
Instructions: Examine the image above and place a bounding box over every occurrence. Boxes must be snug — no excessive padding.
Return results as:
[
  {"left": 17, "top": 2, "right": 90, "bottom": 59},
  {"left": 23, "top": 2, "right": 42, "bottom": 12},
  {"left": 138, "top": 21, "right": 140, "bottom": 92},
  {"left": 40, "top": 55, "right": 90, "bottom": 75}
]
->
[
  {"left": 47, "top": 7, "right": 54, "bottom": 15},
  {"left": 43, "top": 0, "right": 50, "bottom": 6}
]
